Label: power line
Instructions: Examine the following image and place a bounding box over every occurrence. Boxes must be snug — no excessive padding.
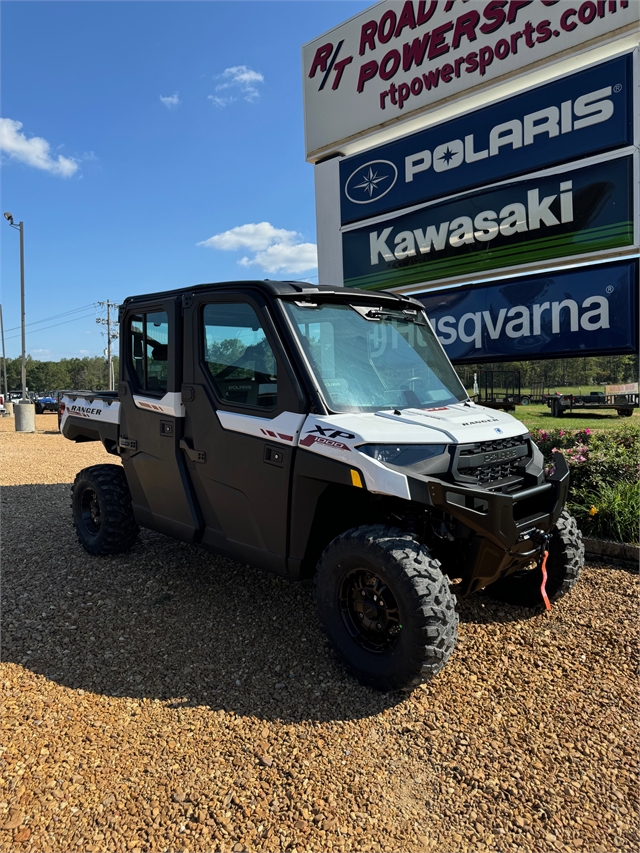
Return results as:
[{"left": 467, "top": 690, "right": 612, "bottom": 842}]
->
[
  {"left": 4, "top": 311, "right": 98, "bottom": 341},
  {"left": 4, "top": 302, "right": 99, "bottom": 333}
]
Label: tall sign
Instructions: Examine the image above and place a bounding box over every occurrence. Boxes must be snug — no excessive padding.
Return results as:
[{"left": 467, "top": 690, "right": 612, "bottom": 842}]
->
[{"left": 304, "top": 1, "right": 640, "bottom": 363}]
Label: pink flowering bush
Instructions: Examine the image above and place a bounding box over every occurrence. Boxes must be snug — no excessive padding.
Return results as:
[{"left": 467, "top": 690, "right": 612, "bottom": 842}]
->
[{"left": 530, "top": 423, "right": 639, "bottom": 542}]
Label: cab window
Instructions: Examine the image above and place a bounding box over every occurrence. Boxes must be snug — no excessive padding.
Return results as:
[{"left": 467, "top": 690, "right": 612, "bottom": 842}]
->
[
  {"left": 129, "top": 311, "right": 169, "bottom": 393},
  {"left": 202, "top": 302, "right": 277, "bottom": 409}
]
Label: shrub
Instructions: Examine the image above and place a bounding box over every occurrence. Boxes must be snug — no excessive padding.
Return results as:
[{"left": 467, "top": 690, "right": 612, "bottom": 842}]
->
[
  {"left": 529, "top": 424, "right": 639, "bottom": 542},
  {"left": 569, "top": 481, "right": 639, "bottom": 545}
]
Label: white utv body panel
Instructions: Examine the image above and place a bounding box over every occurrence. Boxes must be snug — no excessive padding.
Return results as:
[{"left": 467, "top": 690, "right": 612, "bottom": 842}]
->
[
  {"left": 299, "top": 402, "right": 528, "bottom": 498},
  {"left": 60, "top": 393, "right": 120, "bottom": 430}
]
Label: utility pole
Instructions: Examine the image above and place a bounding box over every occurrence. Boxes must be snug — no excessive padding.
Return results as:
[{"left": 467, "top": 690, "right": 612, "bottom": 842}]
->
[{"left": 96, "top": 301, "right": 119, "bottom": 390}]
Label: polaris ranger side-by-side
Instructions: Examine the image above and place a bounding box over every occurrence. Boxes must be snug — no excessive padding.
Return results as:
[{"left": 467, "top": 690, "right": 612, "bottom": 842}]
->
[{"left": 61, "top": 281, "right": 584, "bottom": 690}]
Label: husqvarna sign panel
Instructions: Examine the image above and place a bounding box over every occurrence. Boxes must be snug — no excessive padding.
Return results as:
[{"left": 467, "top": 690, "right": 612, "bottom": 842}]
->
[
  {"left": 342, "top": 155, "right": 634, "bottom": 290},
  {"left": 303, "top": 0, "right": 639, "bottom": 159},
  {"left": 339, "top": 53, "right": 633, "bottom": 225},
  {"left": 416, "top": 258, "right": 638, "bottom": 362}
]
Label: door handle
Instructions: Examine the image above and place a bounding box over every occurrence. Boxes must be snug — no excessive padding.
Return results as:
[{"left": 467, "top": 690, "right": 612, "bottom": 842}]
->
[{"left": 180, "top": 438, "right": 206, "bottom": 463}]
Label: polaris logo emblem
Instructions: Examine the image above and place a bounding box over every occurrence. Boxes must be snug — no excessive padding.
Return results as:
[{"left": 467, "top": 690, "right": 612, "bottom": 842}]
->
[
  {"left": 345, "top": 160, "right": 398, "bottom": 205},
  {"left": 494, "top": 428, "right": 503, "bottom": 434}
]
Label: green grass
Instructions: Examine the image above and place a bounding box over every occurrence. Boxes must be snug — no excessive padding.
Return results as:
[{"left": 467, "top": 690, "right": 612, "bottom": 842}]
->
[{"left": 510, "top": 403, "right": 640, "bottom": 431}]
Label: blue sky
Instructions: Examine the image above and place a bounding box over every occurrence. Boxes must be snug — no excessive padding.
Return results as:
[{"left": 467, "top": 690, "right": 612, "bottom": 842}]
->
[{"left": 1, "top": 0, "right": 368, "bottom": 360}]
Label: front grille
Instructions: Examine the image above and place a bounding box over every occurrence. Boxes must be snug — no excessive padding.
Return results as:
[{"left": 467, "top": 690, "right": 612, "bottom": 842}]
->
[
  {"left": 454, "top": 435, "right": 530, "bottom": 489},
  {"left": 475, "top": 460, "right": 521, "bottom": 485}
]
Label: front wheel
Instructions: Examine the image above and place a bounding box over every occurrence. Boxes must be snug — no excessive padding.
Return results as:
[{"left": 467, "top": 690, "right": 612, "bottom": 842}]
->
[
  {"left": 71, "top": 464, "right": 139, "bottom": 555},
  {"left": 486, "top": 511, "right": 584, "bottom": 607},
  {"left": 315, "top": 525, "right": 458, "bottom": 691}
]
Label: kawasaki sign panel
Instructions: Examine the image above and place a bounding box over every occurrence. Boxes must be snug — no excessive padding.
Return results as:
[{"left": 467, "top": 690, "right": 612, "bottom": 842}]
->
[
  {"left": 303, "top": 0, "right": 639, "bottom": 159},
  {"left": 340, "top": 54, "right": 633, "bottom": 225},
  {"left": 415, "top": 258, "right": 638, "bottom": 363},
  {"left": 342, "top": 155, "right": 634, "bottom": 290}
]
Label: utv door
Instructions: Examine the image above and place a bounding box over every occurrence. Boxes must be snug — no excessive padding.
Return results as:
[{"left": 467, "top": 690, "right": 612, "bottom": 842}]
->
[
  {"left": 181, "top": 290, "right": 306, "bottom": 574},
  {"left": 118, "top": 298, "right": 201, "bottom": 541}
]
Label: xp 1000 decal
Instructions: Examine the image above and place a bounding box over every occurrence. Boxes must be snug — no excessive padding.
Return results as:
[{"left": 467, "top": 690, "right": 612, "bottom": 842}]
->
[{"left": 342, "top": 155, "right": 634, "bottom": 290}]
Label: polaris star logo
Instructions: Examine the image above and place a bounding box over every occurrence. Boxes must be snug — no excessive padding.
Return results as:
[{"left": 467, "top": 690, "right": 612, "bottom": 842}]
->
[
  {"left": 345, "top": 160, "right": 398, "bottom": 205},
  {"left": 495, "top": 428, "right": 503, "bottom": 434}
]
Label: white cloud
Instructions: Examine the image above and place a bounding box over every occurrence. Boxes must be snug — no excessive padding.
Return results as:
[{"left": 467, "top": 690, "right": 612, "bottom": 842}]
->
[
  {"left": 160, "top": 93, "right": 181, "bottom": 109},
  {"left": 209, "top": 65, "right": 264, "bottom": 107},
  {"left": 199, "top": 222, "right": 297, "bottom": 252},
  {"left": 208, "top": 95, "right": 232, "bottom": 108},
  {"left": 0, "top": 118, "right": 79, "bottom": 177},
  {"left": 239, "top": 242, "right": 318, "bottom": 275},
  {"left": 198, "top": 221, "right": 317, "bottom": 274}
]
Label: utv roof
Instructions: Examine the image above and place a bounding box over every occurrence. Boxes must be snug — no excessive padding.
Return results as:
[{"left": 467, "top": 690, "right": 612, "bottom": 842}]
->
[{"left": 122, "top": 280, "right": 424, "bottom": 309}]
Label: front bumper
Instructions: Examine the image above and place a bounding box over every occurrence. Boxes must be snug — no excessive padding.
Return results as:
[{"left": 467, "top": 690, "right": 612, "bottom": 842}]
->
[{"left": 410, "top": 452, "right": 570, "bottom": 594}]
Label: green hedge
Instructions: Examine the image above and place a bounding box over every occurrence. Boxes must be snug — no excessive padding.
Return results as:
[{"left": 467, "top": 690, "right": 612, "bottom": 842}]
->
[{"left": 529, "top": 424, "right": 639, "bottom": 544}]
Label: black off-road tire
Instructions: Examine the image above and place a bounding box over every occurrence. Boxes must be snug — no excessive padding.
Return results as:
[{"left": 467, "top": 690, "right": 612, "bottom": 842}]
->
[
  {"left": 315, "top": 525, "right": 458, "bottom": 691},
  {"left": 487, "top": 510, "right": 584, "bottom": 608},
  {"left": 71, "top": 464, "right": 139, "bottom": 555}
]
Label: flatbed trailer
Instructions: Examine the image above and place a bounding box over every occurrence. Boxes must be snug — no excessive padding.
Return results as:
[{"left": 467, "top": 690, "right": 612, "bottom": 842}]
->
[{"left": 548, "top": 392, "right": 638, "bottom": 417}]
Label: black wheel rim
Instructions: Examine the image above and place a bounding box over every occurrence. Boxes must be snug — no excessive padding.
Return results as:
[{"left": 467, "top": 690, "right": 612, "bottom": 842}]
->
[
  {"left": 338, "top": 568, "right": 402, "bottom": 653},
  {"left": 79, "top": 487, "right": 101, "bottom": 537}
]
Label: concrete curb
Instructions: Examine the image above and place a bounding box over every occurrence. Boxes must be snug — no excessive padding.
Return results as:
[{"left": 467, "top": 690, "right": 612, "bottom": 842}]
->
[{"left": 583, "top": 537, "right": 639, "bottom": 565}]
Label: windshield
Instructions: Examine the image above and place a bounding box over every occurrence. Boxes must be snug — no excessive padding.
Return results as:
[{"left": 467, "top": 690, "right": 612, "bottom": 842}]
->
[{"left": 284, "top": 301, "right": 468, "bottom": 413}]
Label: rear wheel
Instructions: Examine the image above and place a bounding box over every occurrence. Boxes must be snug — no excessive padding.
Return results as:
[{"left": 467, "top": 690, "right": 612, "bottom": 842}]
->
[
  {"left": 315, "top": 525, "right": 458, "bottom": 691},
  {"left": 486, "top": 511, "right": 583, "bottom": 607},
  {"left": 71, "top": 464, "right": 139, "bottom": 555},
  {"left": 617, "top": 409, "right": 633, "bottom": 417}
]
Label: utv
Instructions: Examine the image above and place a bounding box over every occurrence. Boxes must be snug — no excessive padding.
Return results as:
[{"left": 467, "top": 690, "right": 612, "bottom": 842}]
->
[{"left": 61, "top": 281, "right": 583, "bottom": 690}]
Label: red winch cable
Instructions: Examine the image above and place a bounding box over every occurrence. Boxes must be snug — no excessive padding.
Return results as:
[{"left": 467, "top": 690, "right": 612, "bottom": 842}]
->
[{"left": 540, "top": 550, "right": 552, "bottom": 611}]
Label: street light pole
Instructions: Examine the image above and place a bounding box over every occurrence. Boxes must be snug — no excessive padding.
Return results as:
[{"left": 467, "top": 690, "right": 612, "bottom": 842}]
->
[
  {"left": 19, "top": 219, "right": 26, "bottom": 401},
  {"left": 3, "top": 212, "right": 27, "bottom": 400},
  {"left": 4, "top": 211, "right": 34, "bottom": 432}
]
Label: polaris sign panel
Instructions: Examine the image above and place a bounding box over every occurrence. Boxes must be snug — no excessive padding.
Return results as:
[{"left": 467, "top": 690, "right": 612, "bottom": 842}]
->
[
  {"left": 340, "top": 54, "right": 633, "bottom": 225},
  {"left": 416, "top": 259, "right": 639, "bottom": 363},
  {"left": 303, "top": 0, "right": 639, "bottom": 158},
  {"left": 342, "top": 154, "right": 634, "bottom": 290}
]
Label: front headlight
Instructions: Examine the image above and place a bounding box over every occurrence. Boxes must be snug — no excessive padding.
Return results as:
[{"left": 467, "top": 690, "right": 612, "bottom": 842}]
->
[{"left": 357, "top": 444, "right": 446, "bottom": 466}]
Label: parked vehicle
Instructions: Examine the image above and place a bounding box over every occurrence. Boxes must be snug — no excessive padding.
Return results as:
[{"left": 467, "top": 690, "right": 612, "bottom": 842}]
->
[
  {"left": 35, "top": 393, "right": 59, "bottom": 415},
  {"left": 61, "top": 280, "right": 584, "bottom": 690}
]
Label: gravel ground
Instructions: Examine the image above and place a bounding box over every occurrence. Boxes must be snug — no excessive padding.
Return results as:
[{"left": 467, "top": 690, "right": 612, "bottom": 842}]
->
[{"left": 1, "top": 416, "right": 638, "bottom": 853}]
